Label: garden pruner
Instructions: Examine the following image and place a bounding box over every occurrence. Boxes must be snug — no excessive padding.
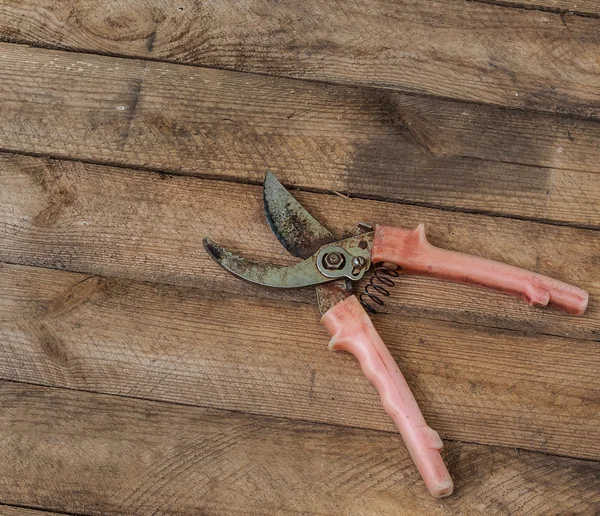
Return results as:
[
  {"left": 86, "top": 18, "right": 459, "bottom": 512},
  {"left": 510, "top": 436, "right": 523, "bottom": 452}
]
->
[{"left": 203, "top": 172, "right": 588, "bottom": 497}]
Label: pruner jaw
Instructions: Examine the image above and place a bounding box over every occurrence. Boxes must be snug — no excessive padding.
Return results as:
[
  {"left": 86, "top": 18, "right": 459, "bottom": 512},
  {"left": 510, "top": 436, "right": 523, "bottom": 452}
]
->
[
  {"left": 263, "top": 171, "right": 336, "bottom": 259},
  {"left": 203, "top": 237, "right": 329, "bottom": 288},
  {"left": 202, "top": 232, "right": 374, "bottom": 289},
  {"left": 204, "top": 171, "right": 372, "bottom": 293}
]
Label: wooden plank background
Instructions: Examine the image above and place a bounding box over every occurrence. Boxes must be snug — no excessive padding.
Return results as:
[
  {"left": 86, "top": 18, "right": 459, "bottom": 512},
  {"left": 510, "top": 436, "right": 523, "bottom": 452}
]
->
[
  {"left": 0, "top": 507, "right": 66, "bottom": 516},
  {"left": 1, "top": 44, "right": 600, "bottom": 227},
  {"left": 1, "top": 381, "right": 599, "bottom": 515},
  {"left": 477, "top": 0, "right": 600, "bottom": 16},
  {"left": 0, "top": 0, "right": 599, "bottom": 117},
  {"left": 0, "top": 0, "right": 599, "bottom": 514}
]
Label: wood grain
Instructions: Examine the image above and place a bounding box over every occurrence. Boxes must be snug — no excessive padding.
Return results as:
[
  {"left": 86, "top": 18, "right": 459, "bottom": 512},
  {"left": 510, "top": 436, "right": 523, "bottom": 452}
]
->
[
  {"left": 0, "top": 0, "right": 599, "bottom": 117},
  {"left": 1, "top": 3, "right": 598, "bottom": 514},
  {"left": 394, "top": 94, "right": 600, "bottom": 174},
  {"left": 1, "top": 154, "right": 598, "bottom": 342},
  {"left": 1, "top": 262, "right": 599, "bottom": 459},
  {"left": 1, "top": 45, "right": 600, "bottom": 227},
  {"left": 0, "top": 507, "right": 67, "bottom": 516},
  {"left": 2, "top": 381, "right": 599, "bottom": 515},
  {"left": 476, "top": 0, "right": 600, "bottom": 16}
]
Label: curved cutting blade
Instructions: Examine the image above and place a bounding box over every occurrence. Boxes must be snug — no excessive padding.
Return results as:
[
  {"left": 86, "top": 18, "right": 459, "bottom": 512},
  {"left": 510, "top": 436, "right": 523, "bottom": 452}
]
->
[
  {"left": 203, "top": 238, "right": 331, "bottom": 288},
  {"left": 263, "top": 171, "right": 353, "bottom": 313},
  {"left": 263, "top": 171, "right": 336, "bottom": 258}
]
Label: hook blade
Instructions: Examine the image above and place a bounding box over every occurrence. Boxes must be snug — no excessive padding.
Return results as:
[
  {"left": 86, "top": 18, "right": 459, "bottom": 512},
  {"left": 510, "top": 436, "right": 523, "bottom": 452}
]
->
[{"left": 203, "top": 238, "right": 330, "bottom": 288}]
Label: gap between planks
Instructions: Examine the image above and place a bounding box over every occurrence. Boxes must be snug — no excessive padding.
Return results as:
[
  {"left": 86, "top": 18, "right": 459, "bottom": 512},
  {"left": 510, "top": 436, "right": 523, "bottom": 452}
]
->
[
  {"left": 1, "top": 43, "right": 600, "bottom": 228},
  {"left": 469, "top": 0, "right": 600, "bottom": 18},
  {"left": 0, "top": 146, "right": 598, "bottom": 233},
  {"left": 1, "top": 380, "right": 599, "bottom": 515},
  {"left": 1, "top": 261, "right": 598, "bottom": 460},
  {"left": 0, "top": 0, "right": 600, "bottom": 119},
  {"left": 0, "top": 503, "right": 83, "bottom": 516}
]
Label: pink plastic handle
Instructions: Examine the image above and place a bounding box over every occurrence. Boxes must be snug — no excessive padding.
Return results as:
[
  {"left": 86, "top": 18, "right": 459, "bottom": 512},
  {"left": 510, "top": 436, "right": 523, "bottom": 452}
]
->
[
  {"left": 321, "top": 295, "right": 453, "bottom": 498},
  {"left": 373, "top": 224, "right": 588, "bottom": 315}
]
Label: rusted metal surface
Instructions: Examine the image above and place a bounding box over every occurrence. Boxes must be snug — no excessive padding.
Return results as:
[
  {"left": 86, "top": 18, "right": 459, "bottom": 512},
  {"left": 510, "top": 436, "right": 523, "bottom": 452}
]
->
[
  {"left": 314, "top": 233, "right": 373, "bottom": 281},
  {"left": 204, "top": 171, "right": 368, "bottom": 314},
  {"left": 263, "top": 171, "right": 336, "bottom": 259},
  {"left": 262, "top": 171, "right": 354, "bottom": 314},
  {"left": 203, "top": 232, "right": 373, "bottom": 288},
  {"left": 203, "top": 237, "right": 329, "bottom": 288},
  {"left": 316, "top": 279, "right": 353, "bottom": 315}
]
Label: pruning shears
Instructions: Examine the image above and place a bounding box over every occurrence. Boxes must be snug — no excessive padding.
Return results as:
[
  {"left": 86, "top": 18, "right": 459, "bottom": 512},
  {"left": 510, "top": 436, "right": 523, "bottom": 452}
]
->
[{"left": 203, "top": 172, "right": 588, "bottom": 497}]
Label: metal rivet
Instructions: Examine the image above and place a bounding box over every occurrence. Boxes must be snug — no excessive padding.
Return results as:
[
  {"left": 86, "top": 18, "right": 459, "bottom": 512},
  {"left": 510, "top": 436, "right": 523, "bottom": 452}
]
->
[{"left": 352, "top": 256, "right": 366, "bottom": 268}]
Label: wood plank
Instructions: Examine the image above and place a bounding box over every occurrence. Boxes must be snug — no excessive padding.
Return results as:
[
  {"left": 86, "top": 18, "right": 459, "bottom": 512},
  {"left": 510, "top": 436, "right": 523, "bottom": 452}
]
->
[
  {"left": 478, "top": 0, "right": 600, "bottom": 16},
  {"left": 0, "top": 1, "right": 599, "bottom": 118},
  {"left": 0, "top": 504, "right": 69, "bottom": 516},
  {"left": 394, "top": 94, "right": 600, "bottom": 175},
  {"left": 0, "top": 507, "right": 69, "bottom": 516},
  {"left": 2, "top": 381, "right": 599, "bottom": 515},
  {"left": 0, "top": 507, "right": 70, "bottom": 516},
  {"left": 1, "top": 46, "right": 600, "bottom": 227},
  {"left": 1, "top": 263, "right": 599, "bottom": 460},
  {"left": 1, "top": 154, "right": 598, "bottom": 342}
]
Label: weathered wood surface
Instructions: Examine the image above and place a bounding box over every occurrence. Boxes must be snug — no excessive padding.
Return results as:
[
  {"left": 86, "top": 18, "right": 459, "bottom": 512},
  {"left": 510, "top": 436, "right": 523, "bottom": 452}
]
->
[
  {"left": 2, "top": 381, "right": 599, "bottom": 515},
  {"left": 477, "top": 0, "right": 600, "bottom": 16},
  {"left": 0, "top": 1, "right": 599, "bottom": 118},
  {"left": 1, "top": 44, "right": 600, "bottom": 228},
  {"left": 0, "top": 1, "right": 599, "bottom": 512},
  {"left": 0, "top": 507, "right": 66, "bottom": 516},
  {"left": 393, "top": 94, "right": 600, "bottom": 175},
  {"left": 2, "top": 261, "right": 598, "bottom": 460},
  {"left": 1, "top": 154, "right": 598, "bottom": 341}
]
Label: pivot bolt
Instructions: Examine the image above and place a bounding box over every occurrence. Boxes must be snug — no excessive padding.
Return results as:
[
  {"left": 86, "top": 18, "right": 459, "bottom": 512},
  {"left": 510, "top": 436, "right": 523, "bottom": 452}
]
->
[{"left": 323, "top": 252, "right": 344, "bottom": 270}]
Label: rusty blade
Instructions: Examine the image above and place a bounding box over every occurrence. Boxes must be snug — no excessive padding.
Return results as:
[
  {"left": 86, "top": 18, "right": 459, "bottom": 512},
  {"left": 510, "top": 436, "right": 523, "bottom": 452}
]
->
[
  {"left": 262, "top": 171, "right": 352, "bottom": 314},
  {"left": 203, "top": 238, "right": 331, "bottom": 288},
  {"left": 263, "top": 171, "right": 336, "bottom": 259}
]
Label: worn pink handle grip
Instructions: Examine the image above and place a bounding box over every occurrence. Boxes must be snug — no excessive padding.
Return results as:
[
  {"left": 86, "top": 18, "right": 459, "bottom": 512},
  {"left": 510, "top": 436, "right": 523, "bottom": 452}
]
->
[
  {"left": 373, "top": 224, "right": 588, "bottom": 315},
  {"left": 322, "top": 295, "right": 453, "bottom": 498}
]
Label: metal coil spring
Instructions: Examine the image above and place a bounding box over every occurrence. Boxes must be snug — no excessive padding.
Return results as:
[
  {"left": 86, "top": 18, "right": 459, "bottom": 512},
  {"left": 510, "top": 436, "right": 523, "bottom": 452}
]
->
[{"left": 359, "top": 263, "right": 401, "bottom": 314}]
